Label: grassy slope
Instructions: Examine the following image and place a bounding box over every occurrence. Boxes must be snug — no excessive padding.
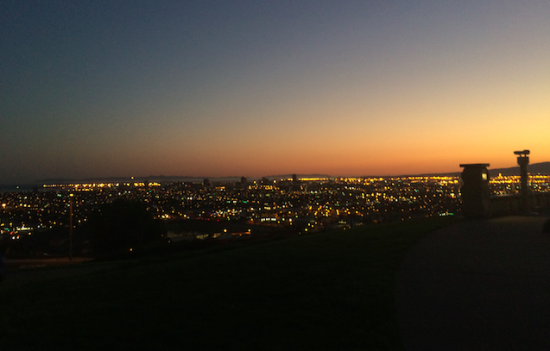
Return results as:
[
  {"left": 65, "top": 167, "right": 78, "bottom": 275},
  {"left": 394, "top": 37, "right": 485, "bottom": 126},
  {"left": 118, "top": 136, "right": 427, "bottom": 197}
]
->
[{"left": 0, "top": 217, "right": 458, "bottom": 350}]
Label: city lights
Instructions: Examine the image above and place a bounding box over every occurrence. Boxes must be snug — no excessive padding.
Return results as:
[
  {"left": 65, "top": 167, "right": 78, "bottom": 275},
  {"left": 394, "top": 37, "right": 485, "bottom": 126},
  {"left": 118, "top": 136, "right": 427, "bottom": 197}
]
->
[{"left": 1, "top": 174, "right": 548, "bottom": 246}]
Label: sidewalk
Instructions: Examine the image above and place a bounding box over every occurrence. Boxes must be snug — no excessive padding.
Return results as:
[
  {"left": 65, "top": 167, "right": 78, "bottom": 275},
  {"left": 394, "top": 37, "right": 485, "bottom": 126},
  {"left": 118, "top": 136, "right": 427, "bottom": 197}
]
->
[
  {"left": 395, "top": 216, "right": 550, "bottom": 350},
  {"left": 5, "top": 256, "right": 93, "bottom": 269},
  {"left": 2, "top": 257, "right": 112, "bottom": 286}
]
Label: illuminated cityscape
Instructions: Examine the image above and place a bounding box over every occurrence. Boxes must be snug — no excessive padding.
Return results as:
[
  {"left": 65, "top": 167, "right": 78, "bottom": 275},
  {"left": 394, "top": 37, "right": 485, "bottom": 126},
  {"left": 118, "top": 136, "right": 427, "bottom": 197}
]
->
[
  {"left": 1, "top": 173, "right": 549, "bottom": 257},
  {"left": 2, "top": 3, "right": 550, "bottom": 349}
]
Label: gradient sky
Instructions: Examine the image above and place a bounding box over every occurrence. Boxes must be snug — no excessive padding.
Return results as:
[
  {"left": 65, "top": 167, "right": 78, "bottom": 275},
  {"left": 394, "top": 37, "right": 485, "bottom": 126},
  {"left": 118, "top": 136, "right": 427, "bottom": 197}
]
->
[{"left": 1, "top": 1, "right": 549, "bottom": 184}]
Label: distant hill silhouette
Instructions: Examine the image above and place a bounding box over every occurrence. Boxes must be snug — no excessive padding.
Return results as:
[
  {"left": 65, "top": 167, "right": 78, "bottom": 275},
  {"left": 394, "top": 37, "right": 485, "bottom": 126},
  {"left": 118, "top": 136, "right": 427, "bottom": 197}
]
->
[
  {"left": 411, "top": 162, "right": 550, "bottom": 177},
  {"left": 37, "top": 174, "right": 333, "bottom": 184},
  {"left": 38, "top": 176, "right": 233, "bottom": 184},
  {"left": 265, "top": 174, "right": 332, "bottom": 180},
  {"left": 35, "top": 163, "right": 550, "bottom": 185},
  {"left": 487, "top": 162, "right": 550, "bottom": 177}
]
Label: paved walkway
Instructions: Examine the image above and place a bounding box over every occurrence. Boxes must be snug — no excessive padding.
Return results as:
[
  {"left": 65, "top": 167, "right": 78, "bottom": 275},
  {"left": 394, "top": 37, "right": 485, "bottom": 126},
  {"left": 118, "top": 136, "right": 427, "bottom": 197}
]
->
[
  {"left": 3, "top": 258, "right": 115, "bottom": 286},
  {"left": 395, "top": 216, "right": 550, "bottom": 350}
]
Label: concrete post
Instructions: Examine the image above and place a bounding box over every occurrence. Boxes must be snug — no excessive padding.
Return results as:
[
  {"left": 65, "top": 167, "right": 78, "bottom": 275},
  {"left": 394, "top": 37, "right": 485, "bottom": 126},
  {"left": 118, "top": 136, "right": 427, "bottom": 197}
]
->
[
  {"left": 459, "top": 163, "right": 492, "bottom": 218},
  {"left": 514, "top": 150, "right": 531, "bottom": 212}
]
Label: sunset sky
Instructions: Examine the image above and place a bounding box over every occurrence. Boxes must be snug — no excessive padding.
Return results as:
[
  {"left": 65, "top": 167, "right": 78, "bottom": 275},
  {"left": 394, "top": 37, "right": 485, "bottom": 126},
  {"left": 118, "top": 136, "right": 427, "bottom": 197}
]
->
[{"left": 1, "top": 1, "right": 549, "bottom": 184}]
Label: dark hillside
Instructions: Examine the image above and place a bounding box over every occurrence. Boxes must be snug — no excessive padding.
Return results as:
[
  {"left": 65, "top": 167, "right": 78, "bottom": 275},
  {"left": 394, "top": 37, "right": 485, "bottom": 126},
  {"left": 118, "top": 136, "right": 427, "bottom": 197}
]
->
[{"left": 0, "top": 217, "right": 458, "bottom": 350}]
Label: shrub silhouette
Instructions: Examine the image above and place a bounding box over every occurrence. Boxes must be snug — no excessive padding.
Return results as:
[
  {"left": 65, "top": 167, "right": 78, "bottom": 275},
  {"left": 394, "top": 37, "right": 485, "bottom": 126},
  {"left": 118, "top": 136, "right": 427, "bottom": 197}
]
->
[{"left": 87, "top": 199, "right": 165, "bottom": 254}]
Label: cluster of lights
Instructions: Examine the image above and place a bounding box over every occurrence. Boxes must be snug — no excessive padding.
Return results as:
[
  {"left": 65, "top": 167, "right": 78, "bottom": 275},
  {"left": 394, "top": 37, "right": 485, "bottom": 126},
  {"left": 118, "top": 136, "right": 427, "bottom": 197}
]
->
[{"left": 43, "top": 182, "right": 161, "bottom": 189}]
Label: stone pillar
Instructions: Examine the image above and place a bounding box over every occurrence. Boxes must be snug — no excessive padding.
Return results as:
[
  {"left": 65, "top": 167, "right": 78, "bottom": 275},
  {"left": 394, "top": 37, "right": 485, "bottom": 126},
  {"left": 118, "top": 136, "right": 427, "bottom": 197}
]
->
[
  {"left": 459, "top": 163, "right": 492, "bottom": 218},
  {"left": 514, "top": 150, "right": 531, "bottom": 212}
]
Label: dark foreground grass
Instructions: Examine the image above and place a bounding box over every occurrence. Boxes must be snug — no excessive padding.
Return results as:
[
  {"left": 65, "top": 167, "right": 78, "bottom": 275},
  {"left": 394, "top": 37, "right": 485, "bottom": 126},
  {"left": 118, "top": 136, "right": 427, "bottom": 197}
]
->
[{"left": 0, "top": 217, "right": 458, "bottom": 350}]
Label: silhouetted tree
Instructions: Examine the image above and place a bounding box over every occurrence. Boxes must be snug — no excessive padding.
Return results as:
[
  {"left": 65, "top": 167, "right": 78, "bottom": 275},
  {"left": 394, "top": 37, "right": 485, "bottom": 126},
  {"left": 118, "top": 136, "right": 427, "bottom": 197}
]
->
[{"left": 87, "top": 199, "right": 165, "bottom": 254}]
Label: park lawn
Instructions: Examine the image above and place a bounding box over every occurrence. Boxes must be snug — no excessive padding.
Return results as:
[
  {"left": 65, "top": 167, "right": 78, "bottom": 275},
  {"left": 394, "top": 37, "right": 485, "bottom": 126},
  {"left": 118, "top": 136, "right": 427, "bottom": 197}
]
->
[{"left": 0, "top": 217, "right": 458, "bottom": 350}]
